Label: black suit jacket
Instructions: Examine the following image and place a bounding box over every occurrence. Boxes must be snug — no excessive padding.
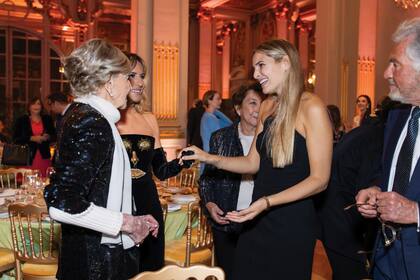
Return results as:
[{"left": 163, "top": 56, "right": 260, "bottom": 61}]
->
[
  {"left": 13, "top": 114, "right": 55, "bottom": 164},
  {"left": 316, "top": 121, "right": 383, "bottom": 260}
]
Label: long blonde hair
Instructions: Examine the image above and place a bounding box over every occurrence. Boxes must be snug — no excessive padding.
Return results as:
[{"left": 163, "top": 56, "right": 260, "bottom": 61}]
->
[{"left": 255, "top": 40, "right": 304, "bottom": 167}]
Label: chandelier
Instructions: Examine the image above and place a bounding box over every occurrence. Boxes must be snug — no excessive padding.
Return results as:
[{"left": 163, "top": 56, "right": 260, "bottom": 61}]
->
[{"left": 394, "top": 0, "right": 420, "bottom": 9}]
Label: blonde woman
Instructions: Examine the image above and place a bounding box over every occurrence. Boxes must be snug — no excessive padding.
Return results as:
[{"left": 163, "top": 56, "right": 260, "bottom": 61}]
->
[
  {"left": 182, "top": 39, "right": 332, "bottom": 279},
  {"left": 117, "top": 53, "right": 186, "bottom": 272},
  {"left": 44, "top": 39, "right": 158, "bottom": 280}
]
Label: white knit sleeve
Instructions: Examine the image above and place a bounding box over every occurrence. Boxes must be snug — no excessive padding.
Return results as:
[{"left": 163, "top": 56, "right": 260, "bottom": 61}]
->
[{"left": 48, "top": 203, "right": 123, "bottom": 236}]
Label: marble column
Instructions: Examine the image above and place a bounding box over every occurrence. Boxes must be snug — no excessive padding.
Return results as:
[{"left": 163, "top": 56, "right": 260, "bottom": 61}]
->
[{"left": 315, "top": 0, "right": 360, "bottom": 125}]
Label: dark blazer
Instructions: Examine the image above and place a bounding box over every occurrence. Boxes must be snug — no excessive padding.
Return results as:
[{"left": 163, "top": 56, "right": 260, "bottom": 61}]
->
[
  {"left": 316, "top": 122, "right": 383, "bottom": 269},
  {"left": 13, "top": 114, "right": 55, "bottom": 164},
  {"left": 199, "top": 121, "right": 246, "bottom": 233},
  {"left": 187, "top": 106, "right": 204, "bottom": 148},
  {"left": 374, "top": 107, "right": 420, "bottom": 279}
]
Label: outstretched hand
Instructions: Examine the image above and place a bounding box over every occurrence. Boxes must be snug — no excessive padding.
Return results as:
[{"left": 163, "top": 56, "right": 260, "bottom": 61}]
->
[
  {"left": 225, "top": 198, "right": 268, "bottom": 223},
  {"left": 179, "top": 146, "right": 210, "bottom": 163}
]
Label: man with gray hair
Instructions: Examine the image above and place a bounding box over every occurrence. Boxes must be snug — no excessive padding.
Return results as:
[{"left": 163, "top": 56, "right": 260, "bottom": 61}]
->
[{"left": 356, "top": 18, "right": 420, "bottom": 280}]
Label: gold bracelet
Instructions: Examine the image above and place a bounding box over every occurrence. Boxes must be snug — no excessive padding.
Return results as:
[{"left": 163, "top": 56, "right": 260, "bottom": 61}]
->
[{"left": 262, "top": 196, "right": 271, "bottom": 210}]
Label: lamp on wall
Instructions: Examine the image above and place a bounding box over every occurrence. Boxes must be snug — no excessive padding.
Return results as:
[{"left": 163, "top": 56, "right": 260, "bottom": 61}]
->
[{"left": 394, "top": 0, "right": 420, "bottom": 9}]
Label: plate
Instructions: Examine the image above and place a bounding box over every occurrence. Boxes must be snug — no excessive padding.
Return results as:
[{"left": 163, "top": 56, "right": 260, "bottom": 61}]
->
[
  {"left": 0, "top": 212, "right": 8, "bottom": 219},
  {"left": 167, "top": 203, "right": 181, "bottom": 212},
  {"left": 172, "top": 194, "right": 196, "bottom": 204},
  {"left": 0, "top": 189, "right": 16, "bottom": 198},
  {"left": 165, "top": 187, "right": 182, "bottom": 194}
]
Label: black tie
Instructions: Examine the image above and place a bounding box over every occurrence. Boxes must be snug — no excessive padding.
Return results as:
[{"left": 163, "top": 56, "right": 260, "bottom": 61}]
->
[{"left": 393, "top": 107, "right": 420, "bottom": 195}]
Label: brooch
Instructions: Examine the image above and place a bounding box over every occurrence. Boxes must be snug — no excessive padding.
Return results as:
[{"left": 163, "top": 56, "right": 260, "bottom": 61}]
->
[{"left": 137, "top": 138, "right": 151, "bottom": 151}]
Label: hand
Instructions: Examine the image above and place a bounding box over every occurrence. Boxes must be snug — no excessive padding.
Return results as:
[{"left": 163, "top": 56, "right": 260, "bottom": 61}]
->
[
  {"left": 121, "top": 214, "right": 159, "bottom": 245},
  {"left": 179, "top": 146, "right": 211, "bottom": 163},
  {"left": 206, "top": 202, "right": 229, "bottom": 225},
  {"left": 355, "top": 186, "right": 381, "bottom": 218},
  {"left": 30, "top": 135, "right": 44, "bottom": 144},
  {"left": 225, "top": 198, "right": 267, "bottom": 223},
  {"left": 376, "top": 192, "right": 418, "bottom": 224},
  {"left": 142, "top": 214, "right": 159, "bottom": 237},
  {"left": 41, "top": 134, "right": 50, "bottom": 141}
]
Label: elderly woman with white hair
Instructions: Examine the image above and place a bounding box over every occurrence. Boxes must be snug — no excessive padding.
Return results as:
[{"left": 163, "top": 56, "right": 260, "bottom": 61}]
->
[{"left": 44, "top": 39, "right": 158, "bottom": 280}]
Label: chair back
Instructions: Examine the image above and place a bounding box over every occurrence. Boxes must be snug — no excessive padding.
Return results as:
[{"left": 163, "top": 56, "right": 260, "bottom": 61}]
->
[
  {"left": 180, "top": 169, "right": 195, "bottom": 189},
  {"left": 132, "top": 264, "right": 224, "bottom": 280},
  {"left": 185, "top": 201, "right": 213, "bottom": 266},
  {"left": 0, "top": 168, "right": 33, "bottom": 189},
  {"left": 161, "top": 202, "right": 168, "bottom": 223},
  {"left": 8, "top": 203, "right": 59, "bottom": 267}
]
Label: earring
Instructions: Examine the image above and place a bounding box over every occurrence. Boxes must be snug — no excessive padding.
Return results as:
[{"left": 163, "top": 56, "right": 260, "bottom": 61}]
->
[{"left": 105, "top": 86, "right": 113, "bottom": 97}]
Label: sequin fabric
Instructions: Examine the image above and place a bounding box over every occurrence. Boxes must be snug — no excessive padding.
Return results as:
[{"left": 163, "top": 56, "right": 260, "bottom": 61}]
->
[{"left": 44, "top": 103, "right": 138, "bottom": 280}]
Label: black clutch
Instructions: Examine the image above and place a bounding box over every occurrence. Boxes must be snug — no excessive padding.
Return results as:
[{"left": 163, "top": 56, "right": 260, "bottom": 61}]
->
[{"left": 1, "top": 144, "right": 31, "bottom": 166}]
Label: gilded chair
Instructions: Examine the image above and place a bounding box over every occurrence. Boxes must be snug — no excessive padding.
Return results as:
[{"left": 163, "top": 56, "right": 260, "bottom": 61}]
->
[
  {"left": 0, "top": 168, "right": 33, "bottom": 189},
  {"left": 179, "top": 169, "right": 195, "bottom": 189},
  {"left": 8, "top": 203, "right": 59, "bottom": 280},
  {"left": 132, "top": 264, "right": 224, "bottom": 280},
  {"left": 161, "top": 202, "right": 168, "bottom": 223},
  {"left": 0, "top": 248, "right": 15, "bottom": 277},
  {"left": 165, "top": 201, "right": 214, "bottom": 267}
]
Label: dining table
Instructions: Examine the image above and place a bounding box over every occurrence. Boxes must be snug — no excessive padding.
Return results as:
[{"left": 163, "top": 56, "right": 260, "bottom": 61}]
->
[{"left": 0, "top": 184, "right": 200, "bottom": 280}]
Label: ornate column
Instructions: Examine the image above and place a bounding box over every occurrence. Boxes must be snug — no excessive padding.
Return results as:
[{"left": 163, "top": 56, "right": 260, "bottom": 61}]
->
[
  {"left": 315, "top": 0, "right": 360, "bottom": 125},
  {"left": 131, "top": 0, "right": 153, "bottom": 104}
]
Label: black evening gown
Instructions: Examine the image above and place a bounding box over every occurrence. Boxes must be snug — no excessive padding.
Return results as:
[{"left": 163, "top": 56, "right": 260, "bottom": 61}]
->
[
  {"left": 232, "top": 118, "right": 317, "bottom": 280},
  {"left": 121, "top": 134, "right": 182, "bottom": 272}
]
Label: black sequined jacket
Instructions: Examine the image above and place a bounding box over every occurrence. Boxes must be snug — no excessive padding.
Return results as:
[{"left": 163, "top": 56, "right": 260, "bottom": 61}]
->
[
  {"left": 199, "top": 121, "right": 251, "bottom": 233},
  {"left": 44, "top": 103, "right": 130, "bottom": 280}
]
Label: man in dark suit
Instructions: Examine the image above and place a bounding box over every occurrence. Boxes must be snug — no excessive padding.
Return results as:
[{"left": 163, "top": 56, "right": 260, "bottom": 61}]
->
[
  {"left": 47, "top": 91, "right": 71, "bottom": 135},
  {"left": 357, "top": 18, "right": 420, "bottom": 280}
]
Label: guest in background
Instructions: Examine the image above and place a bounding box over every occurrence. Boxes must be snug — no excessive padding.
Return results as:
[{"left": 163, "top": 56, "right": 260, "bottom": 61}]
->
[
  {"left": 0, "top": 119, "right": 10, "bottom": 143},
  {"left": 317, "top": 97, "right": 402, "bottom": 280},
  {"left": 44, "top": 39, "right": 159, "bottom": 280},
  {"left": 117, "top": 53, "right": 186, "bottom": 272},
  {"left": 199, "top": 82, "right": 263, "bottom": 280},
  {"left": 47, "top": 91, "right": 71, "bottom": 134},
  {"left": 187, "top": 98, "right": 205, "bottom": 148},
  {"left": 200, "top": 90, "right": 232, "bottom": 153},
  {"left": 352, "top": 95, "right": 376, "bottom": 129},
  {"left": 182, "top": 39, "right": 332, "bottom": 279},
  {"left": 327, "top": 105, "right": 346, "bottom": 144},
  {"left": 13, "top": 97, "right": 55, "bottom": 176}
]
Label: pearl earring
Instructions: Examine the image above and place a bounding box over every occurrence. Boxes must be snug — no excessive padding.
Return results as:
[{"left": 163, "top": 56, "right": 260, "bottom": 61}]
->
[{"left": 106, "top": 85, "right": 113, "bottom": 97}]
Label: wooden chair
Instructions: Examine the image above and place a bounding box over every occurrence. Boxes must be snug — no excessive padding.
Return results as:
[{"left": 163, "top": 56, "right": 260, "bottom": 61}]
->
[
  {"left": 165, "top": 201, "right": 214, "bottom": 267},
  {"left": 132, "top": 264, "right": 224, "bottom": 280},
  {"left": 0, "top": 168, "right": 33, "bottom": 189},
  {"left": 8, "top": 203, "right": 59, "bottom": 280}
]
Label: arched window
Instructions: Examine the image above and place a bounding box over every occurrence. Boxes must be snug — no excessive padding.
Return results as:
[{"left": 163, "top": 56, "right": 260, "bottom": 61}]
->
[{"left": 0, "top": 27, "right": 67, "bottom": 127}]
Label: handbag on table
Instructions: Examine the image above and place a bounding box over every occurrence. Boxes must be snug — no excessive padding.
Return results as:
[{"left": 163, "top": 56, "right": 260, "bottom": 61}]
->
[{"left": 0, "top": 144, "right": 31, "bottom": 166}]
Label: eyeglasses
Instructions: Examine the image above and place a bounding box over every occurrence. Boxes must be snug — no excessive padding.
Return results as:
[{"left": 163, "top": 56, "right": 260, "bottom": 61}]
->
[
  {"left": 380, "top": 219, "right": 401, "bottom": 247},
  {"left": 344, "top": 202, "right": 401, "bottom": 247}
]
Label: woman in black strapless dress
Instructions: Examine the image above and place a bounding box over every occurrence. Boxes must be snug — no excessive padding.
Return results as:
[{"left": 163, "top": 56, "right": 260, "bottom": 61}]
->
[
  {"left": 118, "top": 53, "right": 184, "bottom": 272},
  {"left": 182, "top": 40, "right": 333, "bottom": 279}
]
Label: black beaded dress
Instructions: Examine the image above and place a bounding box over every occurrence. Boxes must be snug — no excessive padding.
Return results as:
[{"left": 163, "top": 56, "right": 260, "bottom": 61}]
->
[
  {"left": 121, "top": 134, "right": 183, "bottom": 272},
  {"left": 232, "top": 117, "right": 317, "bottom": 280}
]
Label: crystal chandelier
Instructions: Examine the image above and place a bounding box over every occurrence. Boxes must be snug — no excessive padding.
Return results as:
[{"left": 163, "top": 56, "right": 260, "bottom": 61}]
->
[{"left": 394, "top": 0, "right": 420, "bottom": 9}]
